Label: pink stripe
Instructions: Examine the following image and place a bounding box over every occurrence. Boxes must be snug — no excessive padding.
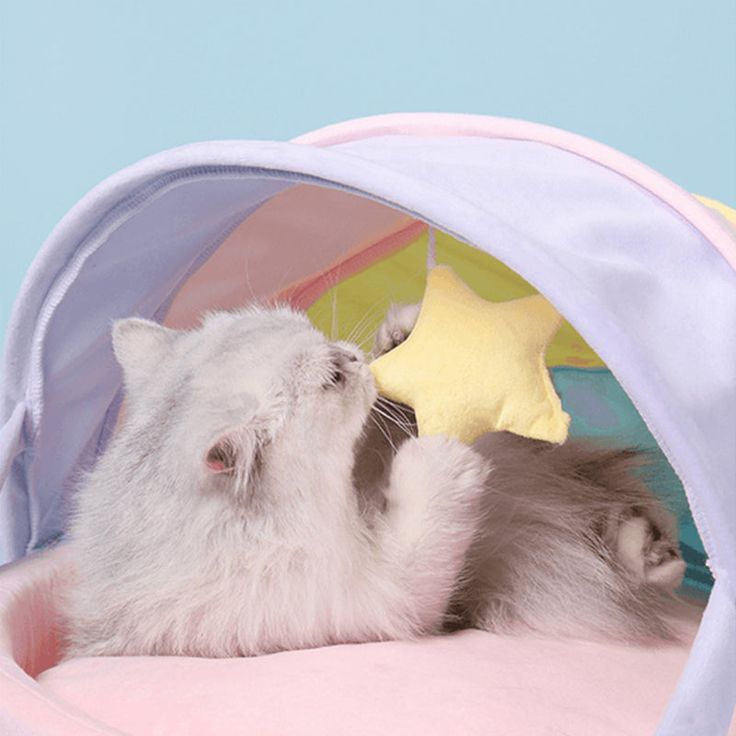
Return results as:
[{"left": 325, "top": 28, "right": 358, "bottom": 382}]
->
[
  {"left": 293, "top": 113, "right": 736, "bottom": 271},
  {"left": 274, "top": 220, "right": 427, "bottom": 309}
]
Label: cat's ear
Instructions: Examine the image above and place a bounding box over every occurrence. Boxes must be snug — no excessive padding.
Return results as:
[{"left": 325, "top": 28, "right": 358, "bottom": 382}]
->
[
  {"left": 204, "top": 428, "right": 259, "bottom": 480},
  {"left": 112, "top": 318, "right": 176, "bottom": 389}
]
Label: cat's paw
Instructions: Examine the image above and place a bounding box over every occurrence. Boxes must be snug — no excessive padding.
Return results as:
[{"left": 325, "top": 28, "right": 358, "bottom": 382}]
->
[
  {"left": 615, "top": 515, "right": 685, "bottom": 591},
  {"left": 372, "top": 303, "right": 421, "bottom": 358},
  {"left": 390, "top": 435, "right": 489, "bottom": 506},
  {"left": 385, "top": 436, "right": 488, "bottom": 560}
]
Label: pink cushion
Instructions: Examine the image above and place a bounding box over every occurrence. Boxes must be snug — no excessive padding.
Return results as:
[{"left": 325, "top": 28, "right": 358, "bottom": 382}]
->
[{"left": 3, "top": 546, "right": 734, "bottom": 736}]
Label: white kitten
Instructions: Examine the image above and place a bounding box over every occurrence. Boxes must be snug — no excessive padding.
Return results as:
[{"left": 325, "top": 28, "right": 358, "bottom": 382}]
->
[{"left": 62, "top": 306, "right": 488, "bottom": 657}]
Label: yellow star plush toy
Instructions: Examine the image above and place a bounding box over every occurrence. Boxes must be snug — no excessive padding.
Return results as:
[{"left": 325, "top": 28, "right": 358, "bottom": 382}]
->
[{"left": 369, "top": 265, "right": 571, "bottom": 444}]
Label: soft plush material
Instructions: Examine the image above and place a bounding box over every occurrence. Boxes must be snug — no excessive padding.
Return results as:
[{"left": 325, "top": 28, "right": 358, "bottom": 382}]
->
[
  {"left": 3, "top": 546, "right": 724, "bottom": 736},
  {"left": 370, "top": 265, "right": 571, "bottom": 444},
  {"left": 38, "top": 625, "right": 714, "bottom": 736}
]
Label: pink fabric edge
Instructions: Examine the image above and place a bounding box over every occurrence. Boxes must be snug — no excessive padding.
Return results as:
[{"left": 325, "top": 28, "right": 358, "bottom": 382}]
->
[
  {"left": 0, "top": 666, "right": 122, "bottom": 736},
  {"left": 292, "top": 113, "right": 736, "bottom": 272},
  {"left": 274, "top": 220, "right": 428, "bottom": 308},
  {"left": 0, "top": 546, "right": 123, "bottom": 735}
]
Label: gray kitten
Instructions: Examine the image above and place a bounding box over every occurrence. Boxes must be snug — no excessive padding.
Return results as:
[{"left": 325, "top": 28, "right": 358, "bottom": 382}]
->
[{"left": 365, "top": 303, "right": 686, "bottom": 641}]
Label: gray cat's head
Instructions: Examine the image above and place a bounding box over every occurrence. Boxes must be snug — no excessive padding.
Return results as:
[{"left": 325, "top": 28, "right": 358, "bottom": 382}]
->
[{"left": 111, "top": 306, "right": 377, "bottom": 495}]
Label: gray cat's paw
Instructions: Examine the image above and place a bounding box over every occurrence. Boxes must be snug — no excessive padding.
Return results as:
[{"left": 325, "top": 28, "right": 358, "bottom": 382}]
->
[
  {"left": 615, "top": 515, "right": 685, "bottom": 591},
  {"left": 372, "top": 303, "right": 421, "bottom": 358}
]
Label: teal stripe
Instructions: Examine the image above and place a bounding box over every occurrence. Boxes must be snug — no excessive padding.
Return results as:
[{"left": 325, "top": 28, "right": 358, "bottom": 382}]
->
[{"left": 551, "top": 367, "right": 713, "bottom": 592}]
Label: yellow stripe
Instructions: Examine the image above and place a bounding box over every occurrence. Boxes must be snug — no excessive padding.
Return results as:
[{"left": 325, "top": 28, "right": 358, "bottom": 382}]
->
[{"left": 308, "top": 195, "right": 734, "bottom": 368}]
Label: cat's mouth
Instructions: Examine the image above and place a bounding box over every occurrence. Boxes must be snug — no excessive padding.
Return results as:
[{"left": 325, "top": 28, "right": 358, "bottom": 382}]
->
[{"left": 323, "top": 344, "right": 377, "bottom": 409}]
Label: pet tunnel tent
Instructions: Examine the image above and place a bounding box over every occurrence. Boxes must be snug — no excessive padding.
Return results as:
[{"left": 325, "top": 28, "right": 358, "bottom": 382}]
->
[{"left": 0, "top": 113, "right": 735, "bottom": 735}]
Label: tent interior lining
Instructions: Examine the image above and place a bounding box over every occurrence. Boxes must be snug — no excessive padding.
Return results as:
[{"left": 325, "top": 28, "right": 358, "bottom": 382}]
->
[
  {"left": 13, "top": 179, "right": 721, "bottom": 684},
  {"left": 8, "top": 143, "right": 733, "bottom": 577},
  {"left": 30, "top": 181, "right": 723, "bottom": 599},
  {"left": 20, "top": 174, "right": 451, "bottom": 560}
]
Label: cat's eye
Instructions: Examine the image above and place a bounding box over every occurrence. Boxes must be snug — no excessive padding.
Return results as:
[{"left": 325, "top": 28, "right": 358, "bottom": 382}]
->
[
  {"left": 324, "top": 364, "right": 345, "bottom": 388},
  {"left": 331, "top": 368, "right": 345, "bottom": 386}
]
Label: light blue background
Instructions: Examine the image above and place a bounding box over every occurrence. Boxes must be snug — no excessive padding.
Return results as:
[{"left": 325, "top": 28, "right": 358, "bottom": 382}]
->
[{"left": 1, "top": 0, "right": 734, "bottom": 342}]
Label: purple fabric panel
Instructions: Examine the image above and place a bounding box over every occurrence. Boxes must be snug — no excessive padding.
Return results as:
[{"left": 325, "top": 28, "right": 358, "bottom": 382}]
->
[
  {"left": 655, "top": 578, "right": 736, "bottom": 735},
  {"left": 1, "top": 136, "right": 734, "bottom": 588},
  {"left": 18, "top": 177, "right": 290, "bottom": 559},
  {"left": 334, "top": 136, "right": 736, "bottom": 578}
]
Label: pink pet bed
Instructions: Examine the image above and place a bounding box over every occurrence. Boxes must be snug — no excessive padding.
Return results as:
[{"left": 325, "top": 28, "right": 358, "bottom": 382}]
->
[
  {"left": 1, "top": 114, "right": 735, "bottom": 734},
  {"left": 1, "top": 545, "right": 723, "bottom": 736}
]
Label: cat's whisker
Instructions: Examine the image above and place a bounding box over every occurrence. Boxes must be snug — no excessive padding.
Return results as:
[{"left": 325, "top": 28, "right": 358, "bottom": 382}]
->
[
  {"left": 375, "top": 397, "right": 416, "bottom": 435},
  {"left": 368, "top": 413, "right": 399, "bottom": 455},
  {"left": 370, "top": 406, "right": 403, "bottom": 433},
  {"left": 372, "top": 412, "right": 413, "bottom": 440},
  {"left": 376, "top": 409, "right": 415, "bottom": 439},
  {"left": 241, "top": 250, "right": 259, "bottom": 305},
  {"left": 352, "top": 322, "right": 382, "bottom": 351},
  {"left": 330, "top": 288, "right": 338, "bottom": 341},
  {"left": 345, "top": 300, "right": 387, "bottom": 347},
  {"left": 346, "top": 301, "right": 382, "bottom": 339},
  {"left": 345, "top": 318, "right": 377, "bottom": 350},
  {"left": 373, "top": 397, "right": 416, "bottom": 446},
  {"left": 370, "top": 405, "right": 413, "bottom": 441},
  {"left": 272, "top": 258, "right": 301, "bottom": 299}
]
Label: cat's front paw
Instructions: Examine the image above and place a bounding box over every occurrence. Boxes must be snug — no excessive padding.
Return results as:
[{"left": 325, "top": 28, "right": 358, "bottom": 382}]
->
[
  {"left": 372, "top": 303, "right": 421, "bottom": 358},
  {"left": 384, "top": 435, "right": 488, "bottom": 577},
  {"left": 390, "top": 434, "right": 489, "bottom": 508}
]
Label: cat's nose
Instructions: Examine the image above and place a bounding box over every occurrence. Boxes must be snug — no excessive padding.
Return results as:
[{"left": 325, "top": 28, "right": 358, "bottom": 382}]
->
[
  {"left": 333, "top": 350, "right": 359, "bottom": 372},
  {"left": 332, "top": 343, "right": 364, "bottom": 367}
]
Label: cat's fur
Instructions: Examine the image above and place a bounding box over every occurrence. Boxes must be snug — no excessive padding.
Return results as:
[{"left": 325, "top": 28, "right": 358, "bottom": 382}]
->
[
  {"left": 62, "top": 307, "right": 488, "bottom": 657},
  {"left": 62, "top": 303, "right": 684, "bottom": 658},
  {"left": 370, "top": 302, "right": 685, "bottom": 641},
  {"left": 356, "top": 416, "right": 684, "bottom": 641}
]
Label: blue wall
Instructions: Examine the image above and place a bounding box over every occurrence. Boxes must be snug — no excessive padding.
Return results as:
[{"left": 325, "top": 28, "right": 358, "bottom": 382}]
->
[{"left": 1, "top": 0, "right": 734, "bottom": 340}]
